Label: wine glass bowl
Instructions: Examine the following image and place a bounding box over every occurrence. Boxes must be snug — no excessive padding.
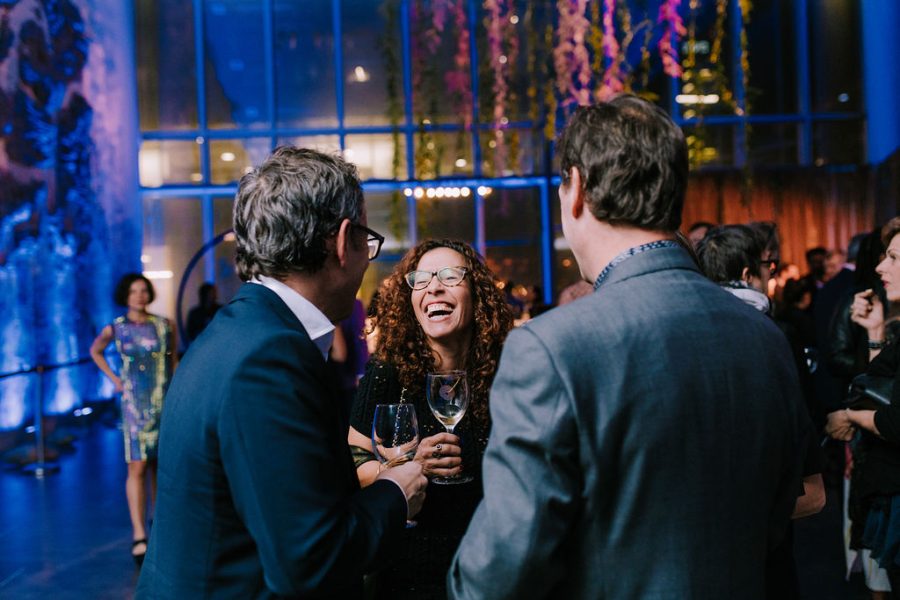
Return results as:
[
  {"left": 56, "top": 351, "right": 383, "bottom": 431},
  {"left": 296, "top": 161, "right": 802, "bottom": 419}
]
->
[
  {"left": 371, "top": 403, "right": 420, "bottom": 468},
  {"left": 426, "top": 370, "right": 474, "bottom": 485},
  {"left": 371, "top": 403, "right": 420, "bottom": 527}
]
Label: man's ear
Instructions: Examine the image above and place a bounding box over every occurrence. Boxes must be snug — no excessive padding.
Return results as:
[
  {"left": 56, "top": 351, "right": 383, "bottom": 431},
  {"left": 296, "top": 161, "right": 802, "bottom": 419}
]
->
[
  {"left": 568, "top": 167, "right": 585, "bottom": 219},
  {"left": 741, "top": 266, "right": 752, "bottom": 283},
  {"left": 334, "top": 219, "right": 353, "bottom": 268}
]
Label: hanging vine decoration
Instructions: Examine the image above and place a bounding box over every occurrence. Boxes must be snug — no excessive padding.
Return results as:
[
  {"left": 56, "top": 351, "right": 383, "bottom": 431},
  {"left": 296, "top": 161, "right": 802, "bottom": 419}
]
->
[
  {"left": 378, "top": 0, "right": 406, "bottom": 240},
  {"left": 633, "top": 14, "right": 657, "bottom": 100},
  {"left": 657, "top": 0, "right": 685, "bottom": 79},
  {"left": 709, "top": 0, "right": 736, "bottom": 112},
  {"left": 525, "top": 3, "right": 540, "bottom": 129},
  {"left": 738, "top": 0, "right": 754, "bottom": 208},
  {"left": 445, "top": 0, "right": 472, "bottom": 173},
  {"left": 680, "top": 0, "right": 711, "bottom": 167},
  {"left": 589, "top": 1, "right": 603, "bottom": 87},
  {"left": 484, "top": 0, "right": 518, "bottom": 176},
  {"left": 411, "top": 0, "right": 445, "bottom": 180},
  {"left": 505, "top": 1, "right": 520, "bottom": 175},
  {"left": 596, "top": 0, "right": 624, "bottom": 101},
  {"left": 541, "top": 22, "right": 557, "bottom": 141},
  {"left": 554, "top": 0, "right": 591, "bottom": 108}
]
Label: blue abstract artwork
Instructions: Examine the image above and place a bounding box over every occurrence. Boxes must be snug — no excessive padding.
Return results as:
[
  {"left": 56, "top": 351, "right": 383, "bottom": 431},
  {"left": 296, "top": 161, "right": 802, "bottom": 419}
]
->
[{"left": 0, "top": 0, "right": 137, "bottom": 429}]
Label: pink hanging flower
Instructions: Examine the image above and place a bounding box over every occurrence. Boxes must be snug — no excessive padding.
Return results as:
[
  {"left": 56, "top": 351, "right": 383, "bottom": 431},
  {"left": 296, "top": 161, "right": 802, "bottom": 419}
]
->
[
  {"left": 596, "top": 0, "right": 624, "bottom": 101},
  {"left": 658, "top": 0, "right": 686, "bottom": 78},
  {"left": 445, "top": 0, "right": 472, "bottom": 129},
  {"left": 553, "top": 0, "right": 591, "bottom": 107},
  {"left": 485, "top": 0, "right": 517, "bottom": 173}
]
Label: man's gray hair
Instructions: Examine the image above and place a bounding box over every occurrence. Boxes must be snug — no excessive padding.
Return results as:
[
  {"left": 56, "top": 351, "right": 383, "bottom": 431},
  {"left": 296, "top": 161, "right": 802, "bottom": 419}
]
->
[{"left": 233, "top": 146, "right": 364, "bottom": 281}]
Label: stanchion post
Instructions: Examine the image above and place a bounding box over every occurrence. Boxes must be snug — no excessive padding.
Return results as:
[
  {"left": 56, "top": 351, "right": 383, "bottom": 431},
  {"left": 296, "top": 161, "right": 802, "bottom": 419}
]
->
[{"left": 22, "top": 364, "right": 60, "bottom": 478}]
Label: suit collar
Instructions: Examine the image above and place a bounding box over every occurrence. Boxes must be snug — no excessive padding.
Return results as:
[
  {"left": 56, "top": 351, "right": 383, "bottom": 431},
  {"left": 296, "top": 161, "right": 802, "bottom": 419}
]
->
[
  {"left": 231, "top": 282, "right": 306, "bottom": 331},
  {"left": 596, "top": 244, "right": 701, "bottom": 291},
  {"left": 250, "top": 276, "right": 335, "bottom": 360}
]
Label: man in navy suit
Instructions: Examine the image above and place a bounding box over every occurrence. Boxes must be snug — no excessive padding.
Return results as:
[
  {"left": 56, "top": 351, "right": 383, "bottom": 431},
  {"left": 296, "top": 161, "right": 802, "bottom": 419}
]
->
[
  {"left": 137, "top": 147, "right": 427, "bottom": 598},
  {"left": 448, "top": 96, "right": 810, "bottom": 599}
]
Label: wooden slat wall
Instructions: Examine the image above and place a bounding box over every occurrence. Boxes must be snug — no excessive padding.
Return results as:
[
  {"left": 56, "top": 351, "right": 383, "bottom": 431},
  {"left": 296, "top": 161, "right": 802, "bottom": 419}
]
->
[{"left": 681, "top": 170, "right": 878, "bottom": 268}]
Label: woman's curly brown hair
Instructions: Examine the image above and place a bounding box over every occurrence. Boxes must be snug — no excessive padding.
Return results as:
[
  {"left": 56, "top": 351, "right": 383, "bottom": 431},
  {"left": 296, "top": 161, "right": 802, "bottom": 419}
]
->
[{"left": 372, "top": 239, "right": 514, "bottom": 426}]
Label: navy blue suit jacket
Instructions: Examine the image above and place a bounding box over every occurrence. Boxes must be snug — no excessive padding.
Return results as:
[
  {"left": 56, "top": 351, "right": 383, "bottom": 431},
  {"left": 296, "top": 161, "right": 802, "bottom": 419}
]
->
[{"left": 137, "top": 283, "right": 406, "bottom": 599}]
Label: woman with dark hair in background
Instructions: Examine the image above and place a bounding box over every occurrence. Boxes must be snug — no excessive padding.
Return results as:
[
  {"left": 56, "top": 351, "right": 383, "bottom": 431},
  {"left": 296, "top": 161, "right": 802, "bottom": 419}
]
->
[
  {"left": 348, "top": 239, "right": 513, "bottom": 598},
  {"left": 825, "top": 228, "right": 895, "bottom": 599},
  {"left": 828, "top": 218, "right": 900, "bottom": 598},
  {"left": 90, "top": 273, "right": 176, "bottom": 566}
]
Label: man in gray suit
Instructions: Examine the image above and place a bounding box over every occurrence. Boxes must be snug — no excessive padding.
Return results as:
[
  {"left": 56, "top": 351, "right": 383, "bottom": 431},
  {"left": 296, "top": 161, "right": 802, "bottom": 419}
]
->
[{"left": 448, "top": 96, "right": 809, "bottom": 599}]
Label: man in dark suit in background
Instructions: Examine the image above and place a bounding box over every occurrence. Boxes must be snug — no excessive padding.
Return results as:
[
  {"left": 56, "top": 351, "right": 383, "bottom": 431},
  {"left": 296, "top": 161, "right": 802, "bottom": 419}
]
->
[
  {"left": 137, "top": 147, "right": 427, "bottom": 599},
  {"left": 448, "top": 96, "right": 809, "bottom": 599}
]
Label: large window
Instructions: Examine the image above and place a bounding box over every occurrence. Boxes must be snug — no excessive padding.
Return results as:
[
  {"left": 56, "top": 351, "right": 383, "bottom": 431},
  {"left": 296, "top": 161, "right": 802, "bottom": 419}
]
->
[{"left": 135, "top": 0, "right": 864, "bottom": 336}]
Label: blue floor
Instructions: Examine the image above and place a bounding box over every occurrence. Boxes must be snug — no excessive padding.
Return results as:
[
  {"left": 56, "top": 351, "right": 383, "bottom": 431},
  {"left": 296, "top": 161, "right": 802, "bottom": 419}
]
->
[
  {"left": 0, "top": 421, "right": 876, "bottom": 598},
  {"left": 0, "top": 424, "right": 138, "bottom": 599}
]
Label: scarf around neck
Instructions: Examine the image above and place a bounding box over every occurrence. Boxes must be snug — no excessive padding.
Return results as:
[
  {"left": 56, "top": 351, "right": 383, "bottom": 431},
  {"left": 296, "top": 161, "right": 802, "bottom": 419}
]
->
[{"left": 721, "top": 280, "right": 771, "bottom": 315}]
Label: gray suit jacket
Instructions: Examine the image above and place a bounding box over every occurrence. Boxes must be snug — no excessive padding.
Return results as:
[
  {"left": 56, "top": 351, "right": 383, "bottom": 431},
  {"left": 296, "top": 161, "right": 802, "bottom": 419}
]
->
[{"left": 448, "top": 245, "right": 807, "bottom": 599}]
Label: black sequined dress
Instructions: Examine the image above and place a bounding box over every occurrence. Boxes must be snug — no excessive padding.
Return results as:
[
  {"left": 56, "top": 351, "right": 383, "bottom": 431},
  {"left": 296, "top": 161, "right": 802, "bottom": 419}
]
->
[{"left": 350, "top": 360, "right": 489, "bottom": 600}]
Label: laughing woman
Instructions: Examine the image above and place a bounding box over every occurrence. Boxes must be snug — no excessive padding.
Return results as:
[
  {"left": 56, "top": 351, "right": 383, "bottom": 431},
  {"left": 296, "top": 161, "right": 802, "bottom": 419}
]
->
[{"left": 348, "top": 239, "right": 513, "bottom": 599}]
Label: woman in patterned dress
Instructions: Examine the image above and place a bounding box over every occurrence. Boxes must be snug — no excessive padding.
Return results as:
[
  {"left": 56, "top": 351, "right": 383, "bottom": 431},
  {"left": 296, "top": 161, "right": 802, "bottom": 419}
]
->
[{"left": 90, "top": 273, "right": 176, "bottom": 566}]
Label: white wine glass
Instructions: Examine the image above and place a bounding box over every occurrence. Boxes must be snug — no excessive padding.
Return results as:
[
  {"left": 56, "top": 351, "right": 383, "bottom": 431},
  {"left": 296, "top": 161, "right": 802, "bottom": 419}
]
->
[
  {"left": 426, "top": 370, "right": 474, "bottom": 485},
  {"left": 371, "top": 403, "right": 420, "bottom": 527}
]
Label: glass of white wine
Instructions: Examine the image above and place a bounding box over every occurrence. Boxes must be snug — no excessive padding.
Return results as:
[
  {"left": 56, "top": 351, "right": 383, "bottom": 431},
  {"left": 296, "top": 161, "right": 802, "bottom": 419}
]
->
[
  {"left": 372, "top": 403, "right": 420, "bottom": 527},
  {"left": 426, "top": 370, "right": 474, "bottom": 485}
]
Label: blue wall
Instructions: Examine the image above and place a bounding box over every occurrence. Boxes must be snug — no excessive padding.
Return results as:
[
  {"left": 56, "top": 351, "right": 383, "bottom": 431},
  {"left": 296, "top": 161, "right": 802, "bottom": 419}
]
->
[
  {"left": 862, "top": 0, "right": 900, "bottom": 164},
  {"left": 0, "top": 0, "right": 140, "bottom": 430}
]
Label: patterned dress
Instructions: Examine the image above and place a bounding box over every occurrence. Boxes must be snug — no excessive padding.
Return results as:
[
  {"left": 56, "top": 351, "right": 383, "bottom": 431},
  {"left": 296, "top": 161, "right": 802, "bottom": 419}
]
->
[{"left": 113, "top": 314, "right": 172, "bottom": 462}]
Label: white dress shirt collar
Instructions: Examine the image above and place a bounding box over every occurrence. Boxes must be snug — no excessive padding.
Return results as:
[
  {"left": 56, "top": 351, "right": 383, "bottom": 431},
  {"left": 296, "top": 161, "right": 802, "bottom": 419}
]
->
[{"left": 250, "top": 275, "right": 335, "bottom": 360}]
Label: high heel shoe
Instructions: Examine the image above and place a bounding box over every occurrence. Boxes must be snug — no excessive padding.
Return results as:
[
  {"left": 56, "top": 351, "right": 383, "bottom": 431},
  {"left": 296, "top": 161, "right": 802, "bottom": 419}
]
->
[{"left": 132, "top": 538, "right": 148, "bottom": 567}]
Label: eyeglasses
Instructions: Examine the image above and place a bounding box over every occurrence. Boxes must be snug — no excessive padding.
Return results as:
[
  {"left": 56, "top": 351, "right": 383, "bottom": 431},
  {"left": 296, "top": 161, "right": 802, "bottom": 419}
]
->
[
  {"left": 404, "top": 266, "right": 468, "bottom": 290},
  {"left": 765, "top": 256, "right": 780, "bottom": 275},
  {"left": 352, "top": 223, "right": 385, "bottom": 260}
]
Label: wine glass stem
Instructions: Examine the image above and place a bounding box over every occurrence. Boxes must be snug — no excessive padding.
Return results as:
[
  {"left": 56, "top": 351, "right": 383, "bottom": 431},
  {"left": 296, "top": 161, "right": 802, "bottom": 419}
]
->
[{"left": 446, "top": 425, "right": 455, "bottom": 435}]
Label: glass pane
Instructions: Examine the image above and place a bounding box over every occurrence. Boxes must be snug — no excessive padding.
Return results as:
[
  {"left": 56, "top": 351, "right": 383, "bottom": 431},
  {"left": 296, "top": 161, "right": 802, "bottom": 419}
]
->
[
  {"left": 748, "top": 123, "right": 798, "bottom": 166},
  {"left": 746, "top": 0, "right": 797, "bottom": 114},
  {"left": 553, "top": 245, "right": 581, "bottom": 303},
  {"left": 210, "top": 138, "right": 272, "bottom": 184},
  {"left": 274, "top": 1, "right": 337, "bottom": 128},
  {"left": 677, "top": 1, "right": 739, "bottom": 120},
  {"left": 345, "top": 134, "right": 407, "bottom": 180},
  {"left": 484, "top": 187, "right": 541, "bottom": 241},
  {"left": 142, "top": 198, "right": 205, "bottom": 332},
  {"left": 212, "top": 197, "right": 243, "bottom": 306},
  {"left": 365, "top": 190, "right": 410, "bottom": 258},
  {"left": 484, "top": 244, "right": 543, "bottom": 316},
  {"left": 683, "top": 124, "right": 734, "bottom": 168},
  {"left": 417, "top": 195, "right": 474, "bottom": 242},
  {"left": 479, "top": 128, "right": 541, "bottom": 177},
  {"left": 136, "top": 0, "right": 198, "bottom": 130},
  {"left": 809, "top": 0, "right": 862, "bottom": 112},
  {"left": 342, "top": 0, "right": 393, "bottom": 127},
  {"left": 276, "top": 135, "right": 341, "bottom": 155},
  {"left": 813, "top": 120, "right": 862, "bottom": 166},
  {"left": 413, "top": 130, "right": 473, "bottom": 179},
  {"left": 204, "top": 1, "right": 270, "bottom": 129},
  {"left": 139, "top": 141, "right": 202, "bottom": 187}
]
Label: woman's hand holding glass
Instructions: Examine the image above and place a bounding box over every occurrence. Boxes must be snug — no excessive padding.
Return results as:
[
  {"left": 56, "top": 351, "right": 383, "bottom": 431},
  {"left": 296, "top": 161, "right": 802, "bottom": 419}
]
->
[{"left": 415, "top": 432, "right": 462, "bottom": 478}]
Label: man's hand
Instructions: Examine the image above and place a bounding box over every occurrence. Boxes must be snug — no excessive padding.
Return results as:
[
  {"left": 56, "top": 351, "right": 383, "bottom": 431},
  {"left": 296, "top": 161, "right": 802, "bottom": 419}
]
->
[
  {"left": 826, "top": 409, "right": 855, "bottom": 441},
  {"left": 377, "top": 460, "right": 428, "bottom": 519}
]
